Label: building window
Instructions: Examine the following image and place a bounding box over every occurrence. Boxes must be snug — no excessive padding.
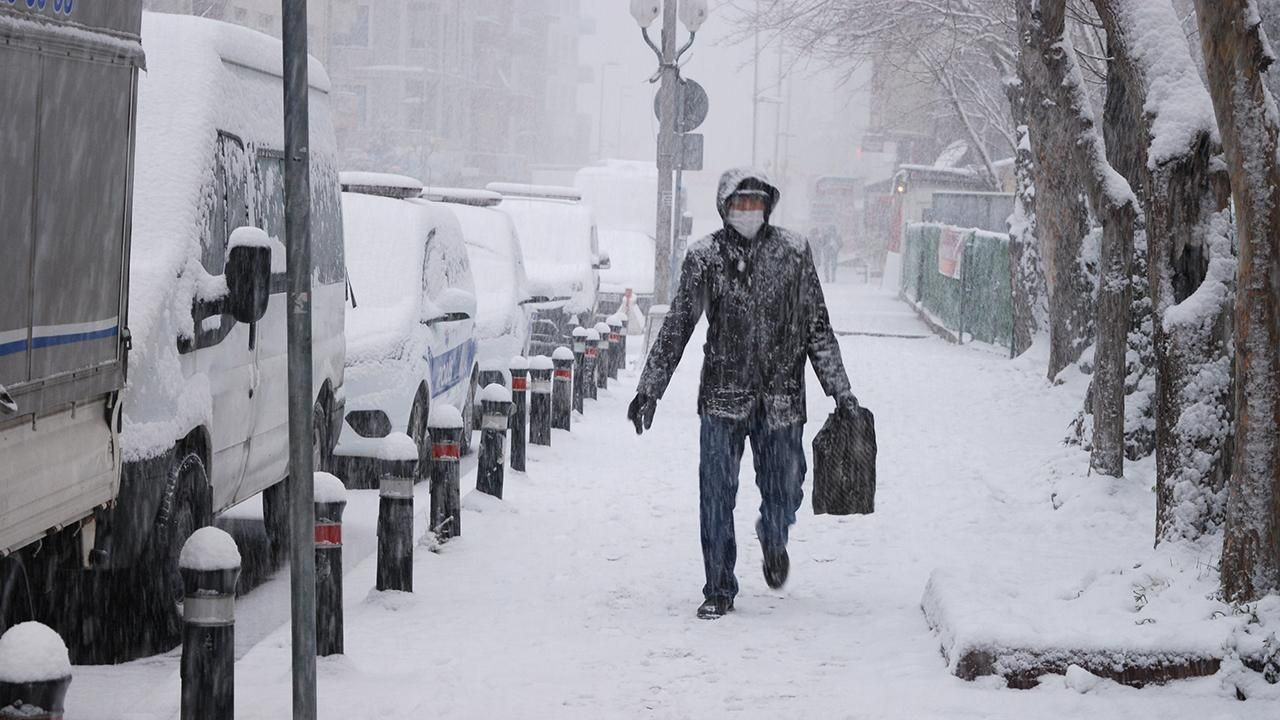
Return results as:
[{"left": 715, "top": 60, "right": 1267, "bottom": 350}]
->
[
  {"left": 408, "top": 2, "right": 428, "bottom": 50},
  {"left": 334, "top": 4, "right": 370, "bottom": 47}
]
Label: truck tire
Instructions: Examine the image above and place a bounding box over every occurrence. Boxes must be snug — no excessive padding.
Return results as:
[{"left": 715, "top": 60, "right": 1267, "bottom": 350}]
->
[
  {"left": 145, "top": 451, "right": 212, "bottom": 640},
  {"left": 265, "top": 400, "right": 329, "bottom": 563}
]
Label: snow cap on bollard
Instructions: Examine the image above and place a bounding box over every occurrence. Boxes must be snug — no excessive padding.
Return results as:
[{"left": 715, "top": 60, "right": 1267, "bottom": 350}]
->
[
  {"left": 314, "top": 471, "right": 348, "bottom": 505},
  {"left": 0, "top": 622, "right": 73, "bottom": 720},
  {"left": 509, "top": 356, "right": 529, "bottom": 393},
  {"left": 480, "top": 383, "right": 513, "bottom": 429},
  {"left": 552, "top": 346, "right": 575, "bottom": 362},
  {"left": 594, "top": 321, "right": 611, "bottom": 339},
  {"left": 572, "top": 326, "right": 589, "bottom": 353},
  {"left": 508, "top": 355, "right": 530, "bottom": 371},
  {"left": 481, "top": 383, "right": 513, "bottom": 403},
  {"left": 315, "top": 472, "right": 347, "bottom": 549},
  {"left": 529, "top": 355, "right": 554, "bottom": 371},
  {"left": 179, "top": 526, "right": 242, "bottom": 572},
  {"left": 378, "top": 432, "right": 418, "bottom": 486},
  {"left": 428, "top": 404, "right": 465, "bottom": 429},
  {"left": 0, "top": 623, "right": 71, "bottom": 684}
]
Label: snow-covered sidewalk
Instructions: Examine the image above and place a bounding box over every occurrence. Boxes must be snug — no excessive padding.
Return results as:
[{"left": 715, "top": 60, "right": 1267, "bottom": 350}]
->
[{"left": 70, "top": 281, "right": 1278, "bottom": 718}]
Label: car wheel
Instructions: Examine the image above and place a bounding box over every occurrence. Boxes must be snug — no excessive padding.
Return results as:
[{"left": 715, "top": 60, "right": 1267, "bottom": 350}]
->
[
  {"left": 408, "top": 386, "right": 431, "bottom": 482},
  {"left": 313, "top": 399, "right": 329, "bottom": 474},
  {"left": 0, "top": 557, "right": 33, "bottom": 637},
  {"left": 459, "top": 371, "right": 477, "bottom": 456}
]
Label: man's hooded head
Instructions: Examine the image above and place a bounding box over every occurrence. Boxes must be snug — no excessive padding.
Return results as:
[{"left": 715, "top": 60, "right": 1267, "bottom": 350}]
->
[{"left": 716, "top": 167, "right": 782, "bottom": 221}]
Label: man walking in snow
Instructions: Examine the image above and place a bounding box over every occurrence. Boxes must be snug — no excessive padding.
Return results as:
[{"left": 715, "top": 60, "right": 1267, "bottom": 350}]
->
[{"left": 627, "top": 168, "right": 858, "bottom": 619}]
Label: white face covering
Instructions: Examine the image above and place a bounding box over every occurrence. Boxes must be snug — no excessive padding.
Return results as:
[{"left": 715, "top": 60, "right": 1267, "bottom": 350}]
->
[{"left": 727, "top": 209, "right": 766, "bottom": 239}]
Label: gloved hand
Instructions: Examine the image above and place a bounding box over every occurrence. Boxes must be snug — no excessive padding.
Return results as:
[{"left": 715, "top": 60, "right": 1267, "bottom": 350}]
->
[
  {"left": 627, "top": 393, "right": 657, "bottom": 435},
  {"left": 835, "top": 390, "right": 860, "bottom": 415}
]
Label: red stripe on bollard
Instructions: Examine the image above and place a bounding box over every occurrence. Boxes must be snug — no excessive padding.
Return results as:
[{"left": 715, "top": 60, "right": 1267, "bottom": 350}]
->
[
  {"left": 554, "top": 369, "right": 572, "bottom": 379},
  {"left": 315, "top": 523, "right": 342, "bottom": 546},
  {"left": 586, "top": 347, "right": 598, "bottom": 358},
  {"left": 610, "top": 333, "right": 621, "bottom": 342},
  {"left": 512, "top": 377, "right": 528, "bottom": 391},
  {"left": 432, "top": 442, "right": 460, "bottom": 461}
]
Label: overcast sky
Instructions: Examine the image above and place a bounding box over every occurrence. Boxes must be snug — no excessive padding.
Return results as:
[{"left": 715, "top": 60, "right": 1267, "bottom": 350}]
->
[{"left": 575, "top": 2, "right": 886, "bottom": 229}]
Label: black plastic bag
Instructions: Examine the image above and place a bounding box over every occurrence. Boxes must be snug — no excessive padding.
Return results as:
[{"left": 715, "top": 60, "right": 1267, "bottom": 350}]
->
[{"left": 812, "top": 405, "right": 877, "bottom": 515}]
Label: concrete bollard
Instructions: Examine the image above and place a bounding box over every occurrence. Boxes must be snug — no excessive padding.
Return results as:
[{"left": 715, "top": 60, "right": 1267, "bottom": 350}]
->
[
  {"left": 314, "top": 472, "right": 347, "bottom": 656},
  {"left": 0, "top": 623, "right": 73, "bottom": 720},
  {"left": 477, "top": 384, "right": 513, "bottom": 498},
  {"left": 177, "top": 527, "right": 240, "bottom": 720},
  {"left": 593, "top": 322, "right": 612, "bottom": 390},
  {"left": 428, "top": 405, "right": 464, "bottom": 540},
  {"left": 607, "top": 315, "right": 624, "bottom": 379},
  {"left": 509, "top": 356, "right": 529, "bottom": 472},
  {"left": 583, "top": 328, "right": 600, "bottom": 400},
  {"left": 528, "top": 355, "right": 553, "bottom": 446},
  {"left": 571, "top": 327, "right": 589, "bottom": 413},
  {"left": 376, "top": 433, "right": 417, "bottom": 593},
  {"left": 619, "top": 312, "right": 630, "bottom": 365},
  {"left": 551, "top": 346, "right": 574, "bottom": 431}
]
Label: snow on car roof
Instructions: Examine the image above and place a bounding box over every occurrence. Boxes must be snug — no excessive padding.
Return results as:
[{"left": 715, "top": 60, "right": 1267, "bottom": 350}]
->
[
  {"left": 486, "top": 182, "right": 583, "bottom": 202},
  {"left": 423, "top": 186, "right": 504, "bottom": 207},
  {"left": 340, "top": 171, "right": 424, "bottom": 199}
]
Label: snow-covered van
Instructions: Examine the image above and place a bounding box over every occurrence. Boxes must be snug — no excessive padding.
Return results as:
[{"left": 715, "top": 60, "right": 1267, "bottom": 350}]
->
[
  {"left": 420, "top": 187, "right": 533, "bottom": 371},
  {"left": 486, "top": 183, "right": 606, "bottom": 355},
  {"left": 0, "top": 3, "right": 145, "bottom": 633},
  {"left": 91, "top": 13, "right": 346, "bottom": 622},
  {"left": 334, "top": 175, "right": 479, "bottom": 488}
]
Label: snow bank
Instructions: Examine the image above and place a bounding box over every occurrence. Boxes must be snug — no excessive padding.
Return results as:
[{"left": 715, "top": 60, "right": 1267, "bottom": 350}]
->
[
  {"left": 178, "top": 526, "right": 241, "bottom": 571},
  {"left": 428, "top": 405, "right": 464, "bottom": 429},
  {"left": 0, "top": 623, "right": 71, "bottom": 683},
  {"left": 480, "top": 384, "right": 512, "bottom": 403},
  {"left": 551, "top": 347, "right": 575, "bottom": 361},
  {"left": 529, "top": 355, "right": 554, "bottom": 371},
  {"left": 311, "top": 472, "right": 348, "bottom": 503}
]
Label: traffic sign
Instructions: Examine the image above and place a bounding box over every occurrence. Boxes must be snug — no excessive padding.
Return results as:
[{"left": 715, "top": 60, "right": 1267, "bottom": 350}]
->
[
  {"left": 678, "top": 133, "right": 704, "bottom": 171},
  {"left": 654, "top": 78, "right": 709, "bottom": 133}
]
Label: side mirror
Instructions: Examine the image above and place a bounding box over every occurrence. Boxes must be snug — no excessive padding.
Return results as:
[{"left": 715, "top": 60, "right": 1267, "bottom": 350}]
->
[
  {"left": 593, "top": 253, "right": 612, "bottom": 271},
  {"left": 226, "top": 227, "right": 272, "bottom": 324},
  {"left": 424, "top": 287, "right": 476, "bottom": 325}
]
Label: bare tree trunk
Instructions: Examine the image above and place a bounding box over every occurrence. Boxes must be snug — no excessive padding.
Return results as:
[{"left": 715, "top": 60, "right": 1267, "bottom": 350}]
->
[
  {"left": 1028, "top": 0, "right": 1139, "bottom": 477},
  {"left": 1016, "top": 0, "right": 1098, "bottom": 380},
  {"left": 1194, "top": 0, "right": 1280, "bottom": 601},
  {"left": 1006, "top": 89, "right": 1047, "bottom": 357},
  {"left": 1089, "top": 0, "right": 1234, "bottom": 537}
]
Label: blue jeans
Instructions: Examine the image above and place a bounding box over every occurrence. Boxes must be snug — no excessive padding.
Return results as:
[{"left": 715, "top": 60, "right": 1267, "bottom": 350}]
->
[{"left": 699, "top": 405, "right": 806, "bottom": 602}]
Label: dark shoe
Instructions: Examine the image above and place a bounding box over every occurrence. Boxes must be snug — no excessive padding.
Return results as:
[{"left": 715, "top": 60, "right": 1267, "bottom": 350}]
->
[
  {"left": 696, "top": 597, "right": 734, "bottom": 620},
  {"left": 762, "top": 546, "right": 790, "bottom": 589},
  {"left": 757, "top": 519, "right": 790, "bottom": 589}
]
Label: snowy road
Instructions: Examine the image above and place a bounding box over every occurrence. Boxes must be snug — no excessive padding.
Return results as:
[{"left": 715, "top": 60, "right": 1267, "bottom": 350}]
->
[{"left": 67, "top": 280, "right": 1275, "bottom": 718}]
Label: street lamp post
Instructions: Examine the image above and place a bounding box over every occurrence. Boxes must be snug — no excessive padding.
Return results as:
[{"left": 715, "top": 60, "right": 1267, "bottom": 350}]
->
[{"left": 631, "top": 0, "right": 708, "bottom": 305}]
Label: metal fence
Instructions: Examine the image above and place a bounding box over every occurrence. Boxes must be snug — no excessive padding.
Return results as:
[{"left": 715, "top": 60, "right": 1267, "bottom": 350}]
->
[{"left": 901, "top": 223, "right": 1014, "bottom": 352}]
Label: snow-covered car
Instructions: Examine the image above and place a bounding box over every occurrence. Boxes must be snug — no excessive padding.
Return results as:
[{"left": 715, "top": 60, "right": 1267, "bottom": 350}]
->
[
  {"left": 597, "top": 228, "right": 656, "bottom": 317},
  {"left": 98, "top": 12, "right": 347, "bottom": 626},
  {"left": 418, "top": 187, "right": 534, "bottom": 382},
  {"left": 486, "top": 183, "right": 606, "bottom": 355},
  {"left": 334, "top": 174, "right": 479, "bottom": 488}
]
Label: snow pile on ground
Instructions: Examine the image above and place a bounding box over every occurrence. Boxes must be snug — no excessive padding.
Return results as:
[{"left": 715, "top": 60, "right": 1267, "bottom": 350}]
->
[{"left": 0, "top": 622, "right": 72, "bottom": 683}]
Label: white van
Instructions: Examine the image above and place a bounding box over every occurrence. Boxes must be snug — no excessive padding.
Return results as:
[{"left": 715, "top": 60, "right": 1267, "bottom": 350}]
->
[
  {"left": 487, "top": 183, "right": 606, "bottom": 355},
  {"left": 334, "top": 175, "right": 479, "bottom": 488},
  {"left": 93, "top": 13, "right": 347, "bottom": 623}
]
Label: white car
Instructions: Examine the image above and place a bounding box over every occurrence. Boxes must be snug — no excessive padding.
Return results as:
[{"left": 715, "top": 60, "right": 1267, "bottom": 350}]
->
[
  {"left": 334, "top": 174, "right": 479, "bottom": 488},
  {"left": 486, "top": 183, "right": 607, "bottom": 355},
  {"left": 419, "top": 187, "right": 534, "bottom": 386},
  {"left": 597, "top": 228, "right": 656, "bottom": 316}
]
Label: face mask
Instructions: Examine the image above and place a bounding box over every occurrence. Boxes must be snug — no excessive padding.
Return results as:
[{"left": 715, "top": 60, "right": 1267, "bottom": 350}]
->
[{"left": 727, "top": 209, "right": 765, "bottom": 239}]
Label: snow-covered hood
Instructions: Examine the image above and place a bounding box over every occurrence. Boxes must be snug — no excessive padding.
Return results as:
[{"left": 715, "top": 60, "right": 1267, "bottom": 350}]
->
[{"left": 716, "top": 167, "right": 781, "bottom": 221}]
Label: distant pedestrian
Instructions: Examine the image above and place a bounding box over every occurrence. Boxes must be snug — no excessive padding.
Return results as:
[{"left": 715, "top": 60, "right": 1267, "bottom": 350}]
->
[{"left": 627, "top": 168, "right": 858, "bottom": 619}]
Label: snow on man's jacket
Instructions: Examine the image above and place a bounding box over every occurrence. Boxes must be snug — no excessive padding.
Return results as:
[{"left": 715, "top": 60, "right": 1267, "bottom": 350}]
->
[{"left": 638, "top": 168, "right": 851, "bottom": 428}]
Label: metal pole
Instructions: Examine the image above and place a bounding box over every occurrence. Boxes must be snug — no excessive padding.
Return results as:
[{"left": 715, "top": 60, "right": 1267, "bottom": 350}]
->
[
  {"left": 654, "top": 0, "right": 679, "bottom": 304},
  {"left": 282, "top": 1, "right": 316, "bottom": 717},
  {"left": 751, "top": 0, "right": 761, "bottom": 167}
]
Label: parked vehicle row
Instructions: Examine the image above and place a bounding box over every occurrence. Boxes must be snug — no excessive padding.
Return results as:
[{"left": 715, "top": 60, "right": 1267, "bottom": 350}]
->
[{"left": 0, "top": 9, "right": 614, "bottom": 658}]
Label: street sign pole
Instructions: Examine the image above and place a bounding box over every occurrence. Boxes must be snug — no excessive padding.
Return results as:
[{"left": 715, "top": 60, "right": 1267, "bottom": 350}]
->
[
  {"left": 282, "top": 2, "right": 317, "bottom": 719},
  {"left": 654, "top": 0, "right": 679, "bottom": 304}
]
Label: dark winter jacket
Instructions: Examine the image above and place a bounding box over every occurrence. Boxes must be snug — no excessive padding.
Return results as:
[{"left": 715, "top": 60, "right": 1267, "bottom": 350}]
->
[{"left": 638, "top": 168, "right": 851, "bottom": 428}]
